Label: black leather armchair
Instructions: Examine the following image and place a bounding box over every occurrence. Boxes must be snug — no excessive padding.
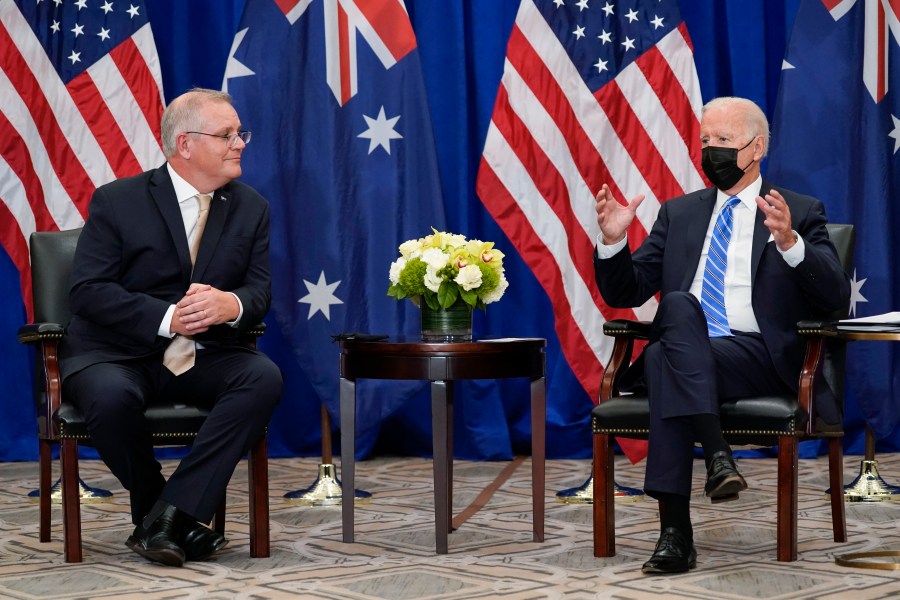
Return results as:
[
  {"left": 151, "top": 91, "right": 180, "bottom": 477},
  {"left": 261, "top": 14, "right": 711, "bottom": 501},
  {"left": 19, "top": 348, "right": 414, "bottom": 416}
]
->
[
  {"left": 18, "top": 228, "right": 270, "bottom": 562},
  {"left": 591, "top": 223, "right": 855, "bottom": 562}
]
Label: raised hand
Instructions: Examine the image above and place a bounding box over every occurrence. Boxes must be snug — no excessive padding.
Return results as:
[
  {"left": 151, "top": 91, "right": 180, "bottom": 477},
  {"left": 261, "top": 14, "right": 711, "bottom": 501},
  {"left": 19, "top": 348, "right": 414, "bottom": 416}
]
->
[{"left": 595, "top": 183, "right": 644, "bottom": 245}]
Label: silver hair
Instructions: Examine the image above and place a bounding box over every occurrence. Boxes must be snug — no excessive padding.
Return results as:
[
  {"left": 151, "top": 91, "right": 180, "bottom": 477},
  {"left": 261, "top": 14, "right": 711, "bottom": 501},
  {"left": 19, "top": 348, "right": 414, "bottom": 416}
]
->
[
  {"left": 160, "top": 87, "right": 234, "bottom": 157},
  {"left": 701, "top": 96, "right": 770, "bottom": 157}
]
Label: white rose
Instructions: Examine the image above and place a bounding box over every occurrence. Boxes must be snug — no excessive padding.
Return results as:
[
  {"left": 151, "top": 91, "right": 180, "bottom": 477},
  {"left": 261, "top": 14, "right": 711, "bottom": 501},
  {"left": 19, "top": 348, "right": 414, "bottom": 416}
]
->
[
  {"left": 454, "top": 264, "right": 483, "bottom": 291},
  {"left": 424, "top": 265, "right": 443, "bottom": 293},
  {"left": 421, "top": 247, "right": 450, "bottom": 271},
  {"left": 482, "top": 273, "right": 508, "bottom": 304},
  {"left": 399, "top": 239, "right": 422, "bottom": 259},
  {"left": 388, "top": 257, "right": 407, "bottom": 285}
]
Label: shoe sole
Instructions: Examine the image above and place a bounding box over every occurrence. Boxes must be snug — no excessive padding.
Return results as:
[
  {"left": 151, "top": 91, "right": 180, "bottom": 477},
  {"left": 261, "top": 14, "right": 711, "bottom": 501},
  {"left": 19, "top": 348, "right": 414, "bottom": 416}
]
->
[
  {"left": 641, "top": 560, "right": 697, "bottom": 574},
  {"left": 706, "top": 475, "right": 747, "bottom": 502},
  {"left": 126, "top": 536, "right": 186, "bottom": 567}
]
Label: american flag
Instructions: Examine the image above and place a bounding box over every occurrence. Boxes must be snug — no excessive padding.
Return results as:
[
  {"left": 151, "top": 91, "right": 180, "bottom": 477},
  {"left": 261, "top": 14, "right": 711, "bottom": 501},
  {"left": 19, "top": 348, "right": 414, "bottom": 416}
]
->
[
  {"left": 476, "top": 0, "right": 705, "bottom": 461},
  {"left": 0, "top": 0, "right": 164, "bottom": 320}
]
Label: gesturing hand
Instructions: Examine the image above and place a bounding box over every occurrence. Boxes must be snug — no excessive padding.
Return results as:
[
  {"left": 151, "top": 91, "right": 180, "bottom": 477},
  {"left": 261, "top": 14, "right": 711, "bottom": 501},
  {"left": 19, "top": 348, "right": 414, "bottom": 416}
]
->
[
  {"left": 595, "top": 183, "right": 644, "bottom": 245},
  {"left": 755, "top": 188, "right": 796, "bottom": 251}
]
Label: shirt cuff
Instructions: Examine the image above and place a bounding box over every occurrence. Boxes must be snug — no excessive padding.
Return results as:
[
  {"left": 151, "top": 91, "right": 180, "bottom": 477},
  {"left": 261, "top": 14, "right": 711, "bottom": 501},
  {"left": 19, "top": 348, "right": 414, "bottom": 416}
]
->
[
  {"left": 159, "top": 304, "right": 176, "bottom": 338},
  {"left": 226, "top": 292, "right": 244, "bottom": 327},
  {"left": 778, "top": 230, "right": 805, "bottom": 267},
  {"left": 596, "top": 233, "right": 628, "bottom": 259}
]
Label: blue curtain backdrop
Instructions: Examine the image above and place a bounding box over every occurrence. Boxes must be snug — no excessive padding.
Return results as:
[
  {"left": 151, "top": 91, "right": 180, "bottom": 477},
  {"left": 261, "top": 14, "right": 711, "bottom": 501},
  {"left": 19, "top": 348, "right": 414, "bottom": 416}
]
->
[{"left": 2, "top": 0, "right": 895, "bottom": 462}]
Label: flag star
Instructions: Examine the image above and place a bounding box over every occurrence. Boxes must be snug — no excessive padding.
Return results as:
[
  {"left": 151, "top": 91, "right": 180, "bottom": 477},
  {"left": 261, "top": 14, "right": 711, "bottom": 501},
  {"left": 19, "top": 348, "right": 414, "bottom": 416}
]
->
[
  {"left": 573, "top": 25, "right": 585, "bottom": 39},
  {"left": 782, "top": 59, "right": 795, "bottom": 70},
  {"left": 75, "top": 0, "right": 88, "bottom": 9},
  {"left": 849, "top": 269, "right": 867, "bottom": 317},
  {"left": 222, "top": 28, "right": 256, "bottom": 93},
  {"left": 651, "top": 15, "right": 664, "bottom": 29},
  {"left": 358, "top": 106, "right": 402, "bottom": 155},
  {"left": 576, "top": 0, "right": 589, "bottom": 10},
  {"left": 71, "top": 23, "right": 84, "bottom": 37},
  {"left": 127, "top": 3, "right": 140, "bottom": 17},
  {"left": 50, "top": 20, "right": 60, "bottom": 33},
  {"left": 594, "top": 57, "right": 608, "bottom": 73},
  {"left": 621, "top": 36, "right": 636, "bottom": 51},
  {"left": 598, "top": 29, "right": 612, "bottom": 44},
  {"left": 553, "top": 0, "right": 564, "bottom": 7},
  {"left": 889, "top": 114, "right": 900, "bottom": 154},
  {"left": 53, "top": 0, "right": 62, "bottom": 6},
  {"left": 625, "top": 8, "right": 639, "bottom": 22},
  {"left": 601, "top": 2, "right": 614, "bottom": 16},
  {"left": 298, "top": 271, "right": 343, "bottom": 320},
  {"left": 68, "top": 50, "right": 81, "bottom": 64},
  {"left": 98, "top": 27, "right": 110, "bottom": 41},
  {"left": 101, "top": 1, "right": 114, "bottom": 14}
]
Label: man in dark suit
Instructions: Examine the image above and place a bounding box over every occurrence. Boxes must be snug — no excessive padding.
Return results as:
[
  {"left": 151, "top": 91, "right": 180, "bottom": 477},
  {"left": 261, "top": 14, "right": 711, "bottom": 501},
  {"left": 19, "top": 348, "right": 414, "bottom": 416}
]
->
[
  {"left": 60, "top": 88, "right": 282, "bottom": 567},
  {"left": 593, "top": 97, "right": 850, "bottom": 574}
]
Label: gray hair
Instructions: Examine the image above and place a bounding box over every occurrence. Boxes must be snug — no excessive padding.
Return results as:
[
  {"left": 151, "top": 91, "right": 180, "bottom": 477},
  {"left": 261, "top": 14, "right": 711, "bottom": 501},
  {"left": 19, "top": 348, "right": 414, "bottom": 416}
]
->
[
  {"left": 701, "top": 96, "right": 770, "bottom": 157},
  {"left": 160, "top": 88, "right": 234, "bottom": 157}
]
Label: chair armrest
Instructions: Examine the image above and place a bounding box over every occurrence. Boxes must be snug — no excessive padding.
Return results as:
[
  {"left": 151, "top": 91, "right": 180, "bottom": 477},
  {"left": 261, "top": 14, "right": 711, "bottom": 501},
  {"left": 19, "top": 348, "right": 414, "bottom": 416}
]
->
[
  {"left": 796, "top": 321, "right": 846, "bottom": 435},
  {"left": 17, "top": 322, "right": 65, "bottom": 345},
  {"left": 600, "top": 320, "right": 650, "bottom": 402},
  {"left": 602, "top": 319, "right": 651, "bottom": 339},
  {"left": 240, "top": 322, "right": 266, "bottom": 349}
]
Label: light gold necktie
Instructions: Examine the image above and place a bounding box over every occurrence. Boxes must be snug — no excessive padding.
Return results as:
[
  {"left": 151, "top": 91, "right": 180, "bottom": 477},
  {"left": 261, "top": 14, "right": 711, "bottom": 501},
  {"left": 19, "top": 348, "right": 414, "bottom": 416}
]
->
[{"left": 163, "top": 194, "right": 212, "bottom": 375}]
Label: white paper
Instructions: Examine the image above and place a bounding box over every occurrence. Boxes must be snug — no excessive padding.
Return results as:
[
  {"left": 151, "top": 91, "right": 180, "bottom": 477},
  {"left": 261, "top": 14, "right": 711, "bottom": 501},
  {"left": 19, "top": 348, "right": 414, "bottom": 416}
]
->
[{"left": 838, "top": 311, "right": 900, "bottom": 325}]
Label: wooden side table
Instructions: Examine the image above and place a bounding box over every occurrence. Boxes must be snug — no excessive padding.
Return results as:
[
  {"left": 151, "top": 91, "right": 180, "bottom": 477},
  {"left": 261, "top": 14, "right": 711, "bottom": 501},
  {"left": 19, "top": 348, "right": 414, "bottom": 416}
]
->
[{"left": 339, "top": 337, "right": 547, "bottom": 554}]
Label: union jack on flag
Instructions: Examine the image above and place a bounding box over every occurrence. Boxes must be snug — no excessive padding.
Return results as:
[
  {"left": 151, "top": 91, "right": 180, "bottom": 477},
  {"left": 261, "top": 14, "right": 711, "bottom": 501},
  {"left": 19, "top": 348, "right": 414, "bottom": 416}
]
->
[
  {"left": 0, "top": 0, "right": 164, "bottom": 320},
  {"left": 476, "top": 0, "right": 706, "bottom": 462},
  {"left": 822, "top": 0, "right": 898, "bottom": 102}
]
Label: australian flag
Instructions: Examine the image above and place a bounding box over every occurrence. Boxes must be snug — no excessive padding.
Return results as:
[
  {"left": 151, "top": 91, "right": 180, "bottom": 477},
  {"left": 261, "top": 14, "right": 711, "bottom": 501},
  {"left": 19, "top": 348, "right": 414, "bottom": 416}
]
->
[
  {"left": 768, "top": 0, "right": 900, "bottom": 446},
  {"left": 225, "top": 0, "right": 445, "bottom": 457}
]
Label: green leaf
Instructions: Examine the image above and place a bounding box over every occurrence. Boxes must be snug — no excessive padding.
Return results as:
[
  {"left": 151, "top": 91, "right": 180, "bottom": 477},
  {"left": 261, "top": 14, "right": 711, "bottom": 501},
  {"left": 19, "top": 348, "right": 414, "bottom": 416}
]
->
[
  {"left": 437, "top": 282, "right": 459, "bottom": 308},
  {"left": 424, "top": 293, "right": 441, "bottom": 310},
  {"left": 460, "top": 288, "right": 477, "bottom": 308}
]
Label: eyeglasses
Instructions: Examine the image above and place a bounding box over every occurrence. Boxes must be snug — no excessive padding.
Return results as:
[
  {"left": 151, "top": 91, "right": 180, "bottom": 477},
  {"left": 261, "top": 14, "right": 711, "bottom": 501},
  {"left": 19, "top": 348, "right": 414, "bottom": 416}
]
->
[{"left": 185, "top": 130, "right": 252, "bottom": 148}]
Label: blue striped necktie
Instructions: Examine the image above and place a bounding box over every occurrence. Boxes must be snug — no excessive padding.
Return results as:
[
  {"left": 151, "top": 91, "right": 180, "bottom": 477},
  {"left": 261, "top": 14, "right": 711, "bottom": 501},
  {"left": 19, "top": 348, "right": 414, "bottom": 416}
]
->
[{"left": 700, "top": 196, "right": 741, "bottom": 338}]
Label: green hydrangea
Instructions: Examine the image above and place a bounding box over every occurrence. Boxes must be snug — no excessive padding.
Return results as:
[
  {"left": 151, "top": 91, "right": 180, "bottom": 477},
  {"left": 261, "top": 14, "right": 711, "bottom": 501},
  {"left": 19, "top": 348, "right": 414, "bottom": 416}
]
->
[{"left": 398, "top": 258, "right": 427, "bottom": 296}]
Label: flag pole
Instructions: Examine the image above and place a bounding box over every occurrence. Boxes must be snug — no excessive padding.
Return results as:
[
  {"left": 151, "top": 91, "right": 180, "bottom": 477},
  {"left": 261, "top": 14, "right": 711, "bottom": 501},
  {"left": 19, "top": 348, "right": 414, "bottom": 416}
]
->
[{"left": 283, "top": 404, "right": 371, "bottom": 505}]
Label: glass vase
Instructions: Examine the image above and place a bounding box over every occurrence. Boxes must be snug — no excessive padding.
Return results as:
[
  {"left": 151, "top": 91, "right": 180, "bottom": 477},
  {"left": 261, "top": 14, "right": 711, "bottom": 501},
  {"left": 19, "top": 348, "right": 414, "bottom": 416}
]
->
[{"left": 420, "top": 301, "right": 473, "bottom": 342}]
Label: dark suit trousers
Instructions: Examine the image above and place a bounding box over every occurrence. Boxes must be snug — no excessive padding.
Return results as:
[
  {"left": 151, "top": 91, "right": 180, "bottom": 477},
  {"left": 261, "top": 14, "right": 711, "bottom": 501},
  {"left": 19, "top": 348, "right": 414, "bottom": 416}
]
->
[
  {"left": 63, "top": 346, "right": 282, "bottom": 525},
  {"left": 643, "top": 292, "right": 791, "bottom": 498}
]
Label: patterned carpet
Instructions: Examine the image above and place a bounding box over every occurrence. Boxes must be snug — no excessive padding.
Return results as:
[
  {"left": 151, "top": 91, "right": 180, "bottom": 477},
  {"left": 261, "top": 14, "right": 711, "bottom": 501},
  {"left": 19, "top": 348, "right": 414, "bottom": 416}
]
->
[{"left": 1, "top": 452, "right": 899, "bottom": 599}]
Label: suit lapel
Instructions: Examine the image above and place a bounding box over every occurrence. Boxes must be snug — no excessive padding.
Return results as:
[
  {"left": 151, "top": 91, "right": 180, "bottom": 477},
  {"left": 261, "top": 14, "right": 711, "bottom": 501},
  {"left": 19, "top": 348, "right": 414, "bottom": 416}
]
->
[
  {"left": 681, "top": 189, "right": 717, "bottom": 290},
  {"left": 192, "top": 187, "right": 231, "bottom": 282},
  {"left": 149, "top": 167, "right": 193, "bottom": 280},
  {"left": 751, "top": 179, "right": 775, "bottom": 282}
]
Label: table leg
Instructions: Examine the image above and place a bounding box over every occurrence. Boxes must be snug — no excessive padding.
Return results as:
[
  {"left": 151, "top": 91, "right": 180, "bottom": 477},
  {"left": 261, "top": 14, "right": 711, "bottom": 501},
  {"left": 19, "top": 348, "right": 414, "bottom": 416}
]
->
[
  {"left": 531, "top": 376, "right": 546, "bottom": 542},
  {"left": 431, "top": 380, "right": 451, "bottom": 554},
  {"left": 340, "top": 377, "right": 356, "bottom": 543}
]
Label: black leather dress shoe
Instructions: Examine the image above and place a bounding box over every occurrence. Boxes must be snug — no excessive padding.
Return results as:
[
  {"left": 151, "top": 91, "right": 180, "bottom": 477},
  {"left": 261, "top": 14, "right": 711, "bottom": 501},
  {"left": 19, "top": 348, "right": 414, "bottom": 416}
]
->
[
  {"left": 641, "top": 527, "right": 697, "bottom": 574},
  {"left": 125, "top": 504, "right": 186, "bottom": 567},
  {"left": 705, "top": 450, "right": 748, "bottom": 503},
  {"left": 180, "top": 519, "right": 228, "bottom": 561}
]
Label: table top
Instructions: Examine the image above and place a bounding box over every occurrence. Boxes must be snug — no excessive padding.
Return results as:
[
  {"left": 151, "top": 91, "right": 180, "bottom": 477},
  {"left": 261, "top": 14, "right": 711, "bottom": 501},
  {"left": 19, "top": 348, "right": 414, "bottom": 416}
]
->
[{"left": 339, "top": 337, "right": 547, "bottom": 381}]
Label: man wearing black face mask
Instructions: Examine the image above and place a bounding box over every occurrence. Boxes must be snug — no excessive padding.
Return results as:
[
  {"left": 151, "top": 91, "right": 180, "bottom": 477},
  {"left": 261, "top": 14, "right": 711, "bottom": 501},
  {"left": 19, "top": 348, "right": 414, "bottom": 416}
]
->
[{"left": 592, "top": 96, "right": 850, "bottom": 574}]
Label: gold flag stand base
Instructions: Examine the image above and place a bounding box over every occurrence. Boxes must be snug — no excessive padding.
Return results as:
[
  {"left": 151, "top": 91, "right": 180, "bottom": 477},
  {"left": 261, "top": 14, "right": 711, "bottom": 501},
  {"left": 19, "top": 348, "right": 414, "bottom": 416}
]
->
[
  {"left": 27, "top": 478, "right": 113, "bottom": 504},
  {"left": 826, "top": 459, "right": 900, "bottom": 502},
  {"left": 555, "top": 474, "right": 644, "bottom": 504},
  {"left": 283, "top": 463, "right": 372, "bottom": 506}
]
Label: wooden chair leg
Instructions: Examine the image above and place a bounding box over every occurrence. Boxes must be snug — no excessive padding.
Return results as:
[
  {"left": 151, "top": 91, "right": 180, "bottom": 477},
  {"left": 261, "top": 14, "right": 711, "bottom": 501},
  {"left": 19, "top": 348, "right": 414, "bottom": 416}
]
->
[
  {"left": 592, "top": 433, "right": 615, "bottom": 557},
  {"left": 776, "top": 436, "right": 799, "bottom": 562},
  {"left": 39, "top": 440, "right": 52, "bottom": 543},
  {"left": 60, "top": 438, "right": 82, "bottom": 563},
  {"left": 248, "top": 435, "right": 269, "bottom": 558},
  {"left": 828, "top": 437, "right": 847, "bottom": 542}
]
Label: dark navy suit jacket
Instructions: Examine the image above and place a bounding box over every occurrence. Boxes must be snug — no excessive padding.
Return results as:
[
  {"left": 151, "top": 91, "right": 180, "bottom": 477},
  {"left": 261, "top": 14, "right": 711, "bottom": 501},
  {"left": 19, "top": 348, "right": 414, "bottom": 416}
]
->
[
  {"left": 60, "top": 164, "right": 272, "bottom": 379},
  {"left": 593, "top": 181, "right": 850, "bottom": 422}
]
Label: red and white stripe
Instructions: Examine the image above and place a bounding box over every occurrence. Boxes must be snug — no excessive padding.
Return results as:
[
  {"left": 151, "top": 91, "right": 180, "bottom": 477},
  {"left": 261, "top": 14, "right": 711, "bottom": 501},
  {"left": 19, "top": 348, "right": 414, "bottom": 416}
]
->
[
  {"left": 476, "top": 0, "right": 705, "bottom": 432},
  {"left": 0, "top": 0, "right": 164, "bottom": 320}
]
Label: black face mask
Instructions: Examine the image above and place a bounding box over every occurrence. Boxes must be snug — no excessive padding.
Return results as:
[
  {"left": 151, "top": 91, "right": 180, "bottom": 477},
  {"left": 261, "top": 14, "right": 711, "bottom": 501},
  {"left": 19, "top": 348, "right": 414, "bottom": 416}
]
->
[{"left": 701, "top": 138, "right": 755, "bottom": 190}]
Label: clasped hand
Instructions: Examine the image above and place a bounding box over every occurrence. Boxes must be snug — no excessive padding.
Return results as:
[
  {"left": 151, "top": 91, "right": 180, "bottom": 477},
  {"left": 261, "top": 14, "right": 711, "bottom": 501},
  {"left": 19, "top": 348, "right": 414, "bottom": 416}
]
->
[{"left": 170, "top": 283, "right": 239, "bottom": 335}]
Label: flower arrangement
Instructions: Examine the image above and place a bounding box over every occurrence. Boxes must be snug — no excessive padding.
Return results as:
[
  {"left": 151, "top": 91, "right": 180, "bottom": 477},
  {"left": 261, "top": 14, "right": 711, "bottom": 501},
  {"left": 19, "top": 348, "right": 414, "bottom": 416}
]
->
[{"left": 388, "top": 229, "right": 509, "bottom": 310}]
